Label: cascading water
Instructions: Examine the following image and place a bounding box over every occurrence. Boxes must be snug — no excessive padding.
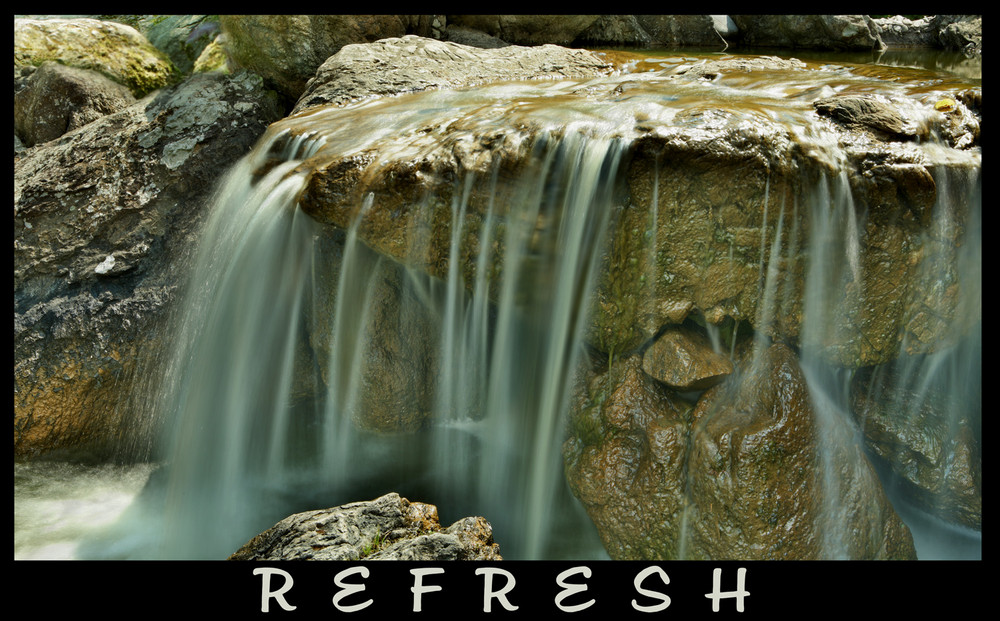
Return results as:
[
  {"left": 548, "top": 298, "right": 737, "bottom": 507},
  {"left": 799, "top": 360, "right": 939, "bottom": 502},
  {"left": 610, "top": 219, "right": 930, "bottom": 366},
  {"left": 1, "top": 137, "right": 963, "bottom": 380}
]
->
[{"left": 36, "top": 53, "right": 978, "bottom": 561}]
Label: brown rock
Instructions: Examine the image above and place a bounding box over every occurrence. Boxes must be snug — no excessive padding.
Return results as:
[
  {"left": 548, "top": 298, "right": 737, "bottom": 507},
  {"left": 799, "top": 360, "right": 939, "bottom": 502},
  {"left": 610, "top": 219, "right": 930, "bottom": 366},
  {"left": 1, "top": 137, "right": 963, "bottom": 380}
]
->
[{"left": 641, "top": 326, "right": 734, "bottom": 390}]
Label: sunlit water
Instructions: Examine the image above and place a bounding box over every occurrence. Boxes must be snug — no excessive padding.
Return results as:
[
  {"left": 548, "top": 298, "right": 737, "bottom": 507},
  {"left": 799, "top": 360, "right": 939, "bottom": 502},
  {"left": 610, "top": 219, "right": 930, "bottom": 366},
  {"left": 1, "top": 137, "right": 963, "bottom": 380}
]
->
[{"left": 14, "top": 50, "right": 980, "bottom": 561}]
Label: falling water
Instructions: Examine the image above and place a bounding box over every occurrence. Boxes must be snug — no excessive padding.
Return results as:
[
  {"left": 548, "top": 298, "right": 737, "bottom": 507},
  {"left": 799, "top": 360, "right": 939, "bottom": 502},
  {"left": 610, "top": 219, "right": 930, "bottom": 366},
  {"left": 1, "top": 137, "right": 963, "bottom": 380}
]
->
[{"left": 25, "top": 54, "right": 978, "bottom": 561}]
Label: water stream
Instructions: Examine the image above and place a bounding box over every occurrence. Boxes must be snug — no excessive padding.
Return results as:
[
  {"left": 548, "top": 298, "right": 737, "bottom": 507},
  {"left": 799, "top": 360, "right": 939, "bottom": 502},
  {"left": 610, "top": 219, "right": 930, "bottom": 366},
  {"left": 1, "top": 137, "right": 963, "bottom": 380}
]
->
[{"left": 14, "top": 51, "right": 981, "bottom": 561}]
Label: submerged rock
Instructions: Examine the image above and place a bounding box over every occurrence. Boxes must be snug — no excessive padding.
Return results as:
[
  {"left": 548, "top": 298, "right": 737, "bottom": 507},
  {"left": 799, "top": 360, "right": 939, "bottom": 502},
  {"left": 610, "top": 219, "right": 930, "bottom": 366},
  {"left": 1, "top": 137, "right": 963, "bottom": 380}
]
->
[{"left": 229, "top": 492, "right": 502, "bottom": 560}]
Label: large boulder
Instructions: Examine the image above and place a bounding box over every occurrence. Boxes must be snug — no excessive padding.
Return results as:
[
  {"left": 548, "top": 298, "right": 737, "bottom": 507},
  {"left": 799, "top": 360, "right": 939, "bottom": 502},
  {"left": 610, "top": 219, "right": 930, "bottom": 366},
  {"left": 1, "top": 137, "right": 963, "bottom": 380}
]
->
[
  {"left": 14, "top": 17, "right": 178, "bottom": 97},
  {"left": 229, "top": 492, "right": 502, "bottom": 560},
  {"left": 286, "top": 45, "right": 980, "bottom": 368},
  {"left": 288, "top": 48, "right": 978, "bottom": 366},
  {"left": 14, "top": 61, "right": 136, "bottom": 147},
  {"left": 134, "top": 15, "right": 220, "bottom": 74},
  {"left": 219, "top": 15, "right": 434, "bottom": 101},
  {"left": 565, "top": 343, "right": 917, "bottom": 559},
  {"left": 14, "top": 71, "right": 284, "bottom": 460}
]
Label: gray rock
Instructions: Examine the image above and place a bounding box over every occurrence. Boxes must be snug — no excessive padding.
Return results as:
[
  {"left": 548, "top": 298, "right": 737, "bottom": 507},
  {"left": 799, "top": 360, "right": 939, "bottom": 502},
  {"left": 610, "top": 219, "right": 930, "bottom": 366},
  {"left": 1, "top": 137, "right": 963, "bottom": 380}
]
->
[
  {"left": 14, "top": 61, "right": 136, "bottom": 147},
  {"left": 229, "top": 492, "right": 502, "bottom": 560},
  {"left": 730, "top": 15, "right": 885, "bottom": 51},
  {"left": 447, "top": 15, "right": 599, "bottom": 46},
  {"left": 136, "top": 15, "right": 219, "bottom": 74},
  {"left": 14, "top": 71, "right": 284, "bottom": 460},
  {"left": 292, "top": 35, "right": 613, "bottom": 115},
  {"left": 873, "top": 15, "right": 982, "bottom": 57}
]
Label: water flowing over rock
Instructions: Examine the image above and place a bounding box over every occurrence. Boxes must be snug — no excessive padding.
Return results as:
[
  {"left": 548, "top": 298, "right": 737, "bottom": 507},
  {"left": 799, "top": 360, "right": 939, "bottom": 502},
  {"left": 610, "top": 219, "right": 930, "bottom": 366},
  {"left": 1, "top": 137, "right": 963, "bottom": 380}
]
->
[
  {"left": 229, "top": 493, "right": 501, "bottom": 560},
  {"left": 15, "top": 30, "right": 980, "bottom": 563},
  {"left": 850, "top": 346, "right": 981, "bottom": 531},
  {"left": 292, "top": 34, "right": 614, "bottom": 114},
  {"left": 565, "top": 343, "right": 916, "bottom": 559},
  {"left": 14, "top": 17, "right": 178, "bottom": 97},
  {"left": 14, "top": 71, "right": 284, "bottom": 459}
]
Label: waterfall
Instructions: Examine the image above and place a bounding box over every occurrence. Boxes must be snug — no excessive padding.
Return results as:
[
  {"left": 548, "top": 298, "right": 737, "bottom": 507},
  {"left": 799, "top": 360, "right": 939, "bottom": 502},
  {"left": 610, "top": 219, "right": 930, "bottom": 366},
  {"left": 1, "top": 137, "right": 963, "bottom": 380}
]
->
[{"left": 64, "top": 62, "right": 979, "bottom": 561}]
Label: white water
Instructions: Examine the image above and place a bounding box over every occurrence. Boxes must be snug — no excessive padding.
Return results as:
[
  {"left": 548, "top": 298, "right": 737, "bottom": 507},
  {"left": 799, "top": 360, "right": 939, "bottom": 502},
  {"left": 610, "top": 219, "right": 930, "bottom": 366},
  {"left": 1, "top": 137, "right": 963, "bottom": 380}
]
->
[{"left": 14, "top": 56, "right": 981, "bottom": 561}]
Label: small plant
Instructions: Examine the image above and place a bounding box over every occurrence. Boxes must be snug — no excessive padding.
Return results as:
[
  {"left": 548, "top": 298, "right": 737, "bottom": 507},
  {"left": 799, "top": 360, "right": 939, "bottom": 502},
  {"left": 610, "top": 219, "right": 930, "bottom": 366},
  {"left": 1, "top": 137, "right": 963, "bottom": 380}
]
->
[{"left": 360, "top": 527, "right": 385, "bottom": 558}]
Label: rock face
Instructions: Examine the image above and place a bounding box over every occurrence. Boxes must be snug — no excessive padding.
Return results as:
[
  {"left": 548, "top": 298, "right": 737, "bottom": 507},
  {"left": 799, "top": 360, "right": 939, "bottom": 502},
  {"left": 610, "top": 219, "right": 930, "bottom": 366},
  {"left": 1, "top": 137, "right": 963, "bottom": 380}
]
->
[
  {"left": 229, "top": 493, "right": 502, "bottom": 560},
  {"left": 447, "top": 15, "right": 599, "bottom": 46},
  {"left": 730, "top": 15, "right": 885, "bottom": 50},
  {"left": 14, "top": 71, "right": 284, "bottom": 459},
  {"left": 873, "top": 15, "right": 982, "bottom": 57},
  {"left": 14, "top": 17, "right": 178, "bottom": 97}
]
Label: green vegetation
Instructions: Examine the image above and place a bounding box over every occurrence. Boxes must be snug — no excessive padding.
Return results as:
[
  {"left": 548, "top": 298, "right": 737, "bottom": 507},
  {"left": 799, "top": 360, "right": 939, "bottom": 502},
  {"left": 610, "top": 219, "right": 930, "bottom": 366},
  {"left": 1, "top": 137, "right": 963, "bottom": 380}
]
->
[{"left": 360, "top": 527, "right": 386, "bottom": 558}]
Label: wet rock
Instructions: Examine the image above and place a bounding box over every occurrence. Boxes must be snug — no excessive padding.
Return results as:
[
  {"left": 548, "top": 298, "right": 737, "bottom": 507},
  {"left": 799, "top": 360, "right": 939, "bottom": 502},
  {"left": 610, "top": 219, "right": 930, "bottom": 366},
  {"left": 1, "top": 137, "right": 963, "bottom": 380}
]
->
[
  {"left": 851, "top": 359, "right": 981, "bottom": 531},
  {"left": 814, "top": 94, "right": 916, "bottom": 140},
  {"left": 641, "top": 327, "right": 734, "bottom": 390},
  {"left": 291, "top": 40, "right": 979, "bottom": 368},
  {"left": 567, "top": 344, "right": 916, "bottom": 559},
  {"left": 683, "top": 344, "right": 915, "bottom": 559},
  {"left": 564, "top": 355, "right": 690, "bottom": 559},
  {"left": 14, "top": 71, "right": 284, "bottom": 459},
  {"left": 14, "top": 17, "right": 177, "bottom": 97},
  {"left": 307, "top": 241, "right": 441, "bottom": 433},
  {"left": 14, "top": 61, "right": 136, "bottom": 147},
  {"left": 292, "top": 34, "right": 613, "bottom": 114},
  {"left": 229, "top": 492, "right": 502, "bottom": 560}
]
